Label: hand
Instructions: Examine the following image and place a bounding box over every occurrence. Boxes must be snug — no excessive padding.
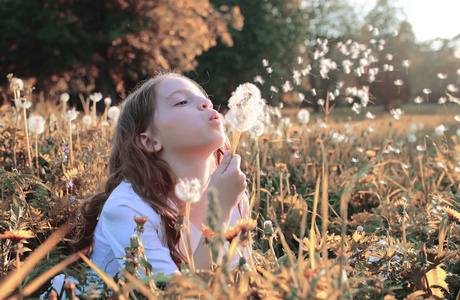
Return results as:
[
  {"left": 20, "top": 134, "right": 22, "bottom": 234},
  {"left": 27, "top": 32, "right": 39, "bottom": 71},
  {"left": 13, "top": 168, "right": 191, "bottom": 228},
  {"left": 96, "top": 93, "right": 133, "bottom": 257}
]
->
[{"left": 208, "top": 151, "right": 247, "bottom": 224}]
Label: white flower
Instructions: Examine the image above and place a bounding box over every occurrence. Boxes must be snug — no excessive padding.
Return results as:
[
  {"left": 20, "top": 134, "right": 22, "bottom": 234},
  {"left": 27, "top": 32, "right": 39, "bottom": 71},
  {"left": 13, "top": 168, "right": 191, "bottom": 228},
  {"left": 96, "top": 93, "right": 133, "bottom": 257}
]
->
[
  {"left": 60, "top": 93, "right": 70, "bottom": 102},
  {"left": 296, "top": 109, "right": 310, "bottom": 124},
  {"left": 174, "top": 178, "right": 201, "bottom": 203},
  {"left": 28, "top": 115, "right": 46, "bottom": 134},
  {"left": 82, "top": 115, "right": 92, "bottom": 126},
  {"left": 15, "top": 98, "right": 32, "bottom": 109},
  {"left": 89, "top": 92, "right": 103, "bottom": 102},
  {"left": 108, "top": 106, "right": 121, "bottom": 120},
  {"left": 62, "top": 108, "right": 79, "bottom": 121},
  {"left": 413, "top": 96, "right": 423, "bottom": 104},
  {"left": 434, "top": 124, "right": 446, "bottom": 136},
  {"left": 104, "top": 97, "right": 112, "bottom": 106}
]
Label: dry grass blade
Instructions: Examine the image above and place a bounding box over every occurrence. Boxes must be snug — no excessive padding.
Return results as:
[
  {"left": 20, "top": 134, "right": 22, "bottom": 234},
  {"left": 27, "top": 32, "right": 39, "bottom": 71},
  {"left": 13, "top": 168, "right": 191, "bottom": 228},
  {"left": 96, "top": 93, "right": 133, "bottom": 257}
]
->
[
  {"left": 19, "top": 252, "right": 82, "bottom": 298},
  {"left": 0, "top": 222, "right": 71, "bottom": 299},
  {"left": 76, "top": 252, "right": 127, "bottom": 300},
  {"left": 122, "top": 271, "right": 157, "bottom": 300}
]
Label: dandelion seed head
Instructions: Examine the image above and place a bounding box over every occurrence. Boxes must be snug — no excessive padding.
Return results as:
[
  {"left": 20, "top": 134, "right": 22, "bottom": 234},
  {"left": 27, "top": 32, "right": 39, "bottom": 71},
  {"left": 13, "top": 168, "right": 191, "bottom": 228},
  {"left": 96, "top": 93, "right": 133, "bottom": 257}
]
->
[
  {"left": 413, "top": 96, "right": 423, "bottom": 104},
  {"left": 249, "top": 120, "right": 265, "bottom": 137},
  {"left": 407, "top": 133, "right": 416, "bottom": 143},
  {"left": 266, "top": 67, "right": 273, "bottom": 74},
  {"left": 422, "top": 88, "right": 432, "bottom": 95},
  {"left": 447, "top": 84, "right": 458, "bottom": 93},
  {"left": 62, "top": 108, "right": 79, "bottom": 121},
  {"left": 385, "top": 53, "right": 393, "bottom": 61},
  {"left": 82, "top": 115, "right": 92, "bottom": 126},
  {"left": 434, "top": 124, "right": 446, "bottom": 136},
  {"left": 174, "top": 178, "right": 201, "bottom": 203},
  {"left": 28, "top": 115, "right": 45, "bottom": 134},
  {"left": 437, "top": 73, "right": 447, "bottom": 80},
  {"left": 15, "top": 98, "right": 32, "bottom": 109},
  {"left": 60, "top": 93, "right": 70, "bottom": 102},
  {"left": 90, "top": 92, "right": 103, "bottom": 102},
  {"left": 108, "top": 106, "right": 121, "bottom": 120},
  {"left": 296, "top": 109, "right": 310, "bottom": 125},
  {"left": 298, "top": 93, "right": 305, "bottom": 102},
  {"left": 104, "top": 97, "right": 112, "bottom": 106},
  {"left": 10, "top": 78, "right": 24, "bottom": 91}
]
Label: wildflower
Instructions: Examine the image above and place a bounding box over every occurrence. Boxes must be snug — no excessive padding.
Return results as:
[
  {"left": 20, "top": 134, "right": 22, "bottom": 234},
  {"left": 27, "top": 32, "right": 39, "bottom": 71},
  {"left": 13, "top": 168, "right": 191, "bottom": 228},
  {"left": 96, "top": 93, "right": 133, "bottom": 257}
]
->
[
  {"left": 202, "top": 225, "right": 216, "bottom": 244},
  {"left": 104, "top": 97, "right": 112, "bottom": 106},
  {"left": 236, "top": 218, "right": 257, "bottom": 232},
  {"left": 275, "top": 162, "right": 287, "bottom": 170},
  {"left": 443, "top": 207, "right": 460, "bottom": 224},
  {"left": 296, "top": 109, "right": 310, "bottom": 124},
  {"left": 60, "top": 93, "right": 70, "bottom": 103},
  {"left": 28, "top": 115, "right": 45, "bottom": 134},
  {"left": 224, "top": 226, "right": 241, "bottom": 242},
  {"left": 134, "top": 215, "right": 148, "bottom": 226},
  {"left": 0, "top": 230, "right": 35, "bottom": 243},
  {"left": 365, "top": 150, "right": 376, "bottom": 158},
  {"left": 174, "top": 178, "right": 201, "bottom": 203}
]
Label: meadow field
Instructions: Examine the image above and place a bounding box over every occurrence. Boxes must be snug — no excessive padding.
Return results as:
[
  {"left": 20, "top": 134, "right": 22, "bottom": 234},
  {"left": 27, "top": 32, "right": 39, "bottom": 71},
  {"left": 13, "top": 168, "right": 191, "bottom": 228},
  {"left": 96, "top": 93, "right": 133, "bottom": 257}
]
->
[{"left": 0, "top": 92, "right": 459, "bottom": 300}]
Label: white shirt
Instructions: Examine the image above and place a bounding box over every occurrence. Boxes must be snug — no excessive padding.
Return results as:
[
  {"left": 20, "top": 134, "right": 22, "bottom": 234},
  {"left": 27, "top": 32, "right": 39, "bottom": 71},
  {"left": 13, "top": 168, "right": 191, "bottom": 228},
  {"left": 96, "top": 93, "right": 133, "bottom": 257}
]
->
[{"left": 91, "top": 180, "right": 248, "bottom": 277}]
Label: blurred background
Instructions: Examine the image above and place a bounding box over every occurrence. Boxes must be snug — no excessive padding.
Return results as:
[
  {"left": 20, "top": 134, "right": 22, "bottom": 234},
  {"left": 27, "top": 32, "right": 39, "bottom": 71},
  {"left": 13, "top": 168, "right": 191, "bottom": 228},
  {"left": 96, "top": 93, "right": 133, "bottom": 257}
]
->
[{"left": 1, "top": 0, "right": 459, "bottom": 113}]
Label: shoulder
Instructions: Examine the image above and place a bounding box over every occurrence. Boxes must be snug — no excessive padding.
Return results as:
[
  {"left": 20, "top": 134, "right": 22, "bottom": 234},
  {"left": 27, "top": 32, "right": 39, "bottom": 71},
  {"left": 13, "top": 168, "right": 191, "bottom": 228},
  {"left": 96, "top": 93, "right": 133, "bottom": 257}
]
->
[{"left": 101, "top": 181, "right": 162, "bottom": 226}]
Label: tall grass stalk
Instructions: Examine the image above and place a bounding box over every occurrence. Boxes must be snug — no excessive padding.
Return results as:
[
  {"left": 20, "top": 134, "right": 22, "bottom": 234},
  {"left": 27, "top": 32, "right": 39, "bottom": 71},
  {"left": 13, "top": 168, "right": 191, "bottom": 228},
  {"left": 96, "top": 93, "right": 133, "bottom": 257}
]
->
[
  {"left": 185, "top": 201, "right": 195, "bottom": 272},
  {"left": 21, "top": 107, "right": 32, "bottom": 169},
  {"left": 310, "top": 175, "right": 321, "bottom": 270}
]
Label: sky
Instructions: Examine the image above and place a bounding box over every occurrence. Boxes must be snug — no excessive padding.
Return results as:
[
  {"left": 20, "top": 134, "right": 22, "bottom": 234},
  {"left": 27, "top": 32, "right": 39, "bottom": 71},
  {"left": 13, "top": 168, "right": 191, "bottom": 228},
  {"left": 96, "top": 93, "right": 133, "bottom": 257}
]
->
[{"left": 351, "top": 0, "right": 460, "bottom": 42}]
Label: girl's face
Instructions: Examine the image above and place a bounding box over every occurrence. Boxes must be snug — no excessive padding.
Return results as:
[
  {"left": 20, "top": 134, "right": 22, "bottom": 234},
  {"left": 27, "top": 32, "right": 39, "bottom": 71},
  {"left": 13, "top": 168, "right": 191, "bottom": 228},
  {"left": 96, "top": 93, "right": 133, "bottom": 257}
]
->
[{"left": 149, "top": 77, "right": 224, "bottom": 155}]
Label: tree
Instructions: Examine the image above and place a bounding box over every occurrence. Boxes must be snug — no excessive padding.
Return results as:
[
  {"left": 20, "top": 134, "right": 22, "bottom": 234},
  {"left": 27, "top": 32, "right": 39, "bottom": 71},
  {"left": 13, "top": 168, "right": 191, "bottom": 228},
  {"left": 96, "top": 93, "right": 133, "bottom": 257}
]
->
[{"left": 0, "top": 0, "right": 242, "bottom": 104}]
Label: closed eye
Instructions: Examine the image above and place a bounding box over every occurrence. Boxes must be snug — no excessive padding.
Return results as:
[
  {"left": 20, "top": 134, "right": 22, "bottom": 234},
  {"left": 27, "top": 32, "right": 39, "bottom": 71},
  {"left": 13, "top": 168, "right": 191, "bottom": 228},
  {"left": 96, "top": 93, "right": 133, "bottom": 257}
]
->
[{"left": 175, "top": 100, "right": 188, "bottom": 106}]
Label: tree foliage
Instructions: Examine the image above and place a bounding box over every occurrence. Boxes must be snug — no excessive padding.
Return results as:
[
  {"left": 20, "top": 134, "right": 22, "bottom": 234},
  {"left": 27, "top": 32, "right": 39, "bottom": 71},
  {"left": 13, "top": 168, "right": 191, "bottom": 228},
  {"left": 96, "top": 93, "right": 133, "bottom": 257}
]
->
[{"left": 0, "top": 0, "right": 243, "bottom": 103}]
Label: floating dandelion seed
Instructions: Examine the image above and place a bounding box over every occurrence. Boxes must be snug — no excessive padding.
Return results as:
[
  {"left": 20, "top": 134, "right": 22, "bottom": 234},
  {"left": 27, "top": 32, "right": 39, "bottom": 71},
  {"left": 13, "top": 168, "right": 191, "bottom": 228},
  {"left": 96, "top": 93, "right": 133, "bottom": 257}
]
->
[
  {"left": 262, "top": 59, "right": 269, "bottom": 67},
  {"left": 434, "top": 124, "right": 446, "bottom": 136},
  {"left": 423, "top": 88, "right": 432, "bottom": 103},
  {"left": 297, "top": 56, "right": 304, "bottom": 64},
  {"left": 317, "top": 99, "right": 325, "bottom": 106},
  {"left": 269, "top": 86, "right": 278, "bottom": 93},
  {"left": 385, "top": 53, "right": 393, "bottom": 61},
  {"left": 174, "top": 178, "right": 201, "bottom": 203},
  {"left": 351, "top": 103, "right": 361, "bottom": 114},
  {"left": 266, "top": 67, "right": 273, "bottom": 74},
  {"left": 447, "top": 84, "right": 458, "bottom": 93},
  {"left": 296, "top": 109, "right": 310, "bottom": 124},
  {"left": 365, "top": 112, "right": 375, "bottom": 119},
  {"left": 437, "top": 73, "right": 447, "bottom": 87},
  {"left": 254, "top": 75, "right": 265, "bottom": 85},
  {"left": 292, "top": 70, "right": 302, "bottom": 85},
  {"left": 390, "top": 108, "right": 404, "bottom": 120},
  {"left": 298, "top": 93, "right": 305, "bottom": 102},
  {"left": 407, "top": 134, "right": 417, "bottom": 143},
  {"left": 281, "top": 80, "right": 293, "bottom": 93},
  {"left": 455, "top": 115, "right": 460, "bottom": 122},
  {"left": 311, "top": 88, "right": 317, "bottom": 96}
]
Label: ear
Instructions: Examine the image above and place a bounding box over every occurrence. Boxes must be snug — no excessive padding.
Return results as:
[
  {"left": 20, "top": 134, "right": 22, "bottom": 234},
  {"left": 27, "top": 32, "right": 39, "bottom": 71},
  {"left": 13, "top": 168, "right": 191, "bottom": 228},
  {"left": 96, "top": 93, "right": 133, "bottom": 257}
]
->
[{"left": 139, "top": 131, "right": 162, "bottom": 153}]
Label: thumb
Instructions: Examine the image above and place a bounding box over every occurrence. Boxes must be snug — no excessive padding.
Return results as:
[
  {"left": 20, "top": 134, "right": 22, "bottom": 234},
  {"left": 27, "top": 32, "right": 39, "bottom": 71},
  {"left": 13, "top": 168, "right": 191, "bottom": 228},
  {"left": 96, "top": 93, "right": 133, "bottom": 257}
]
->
[{"left": 215, "top": 150, "right": 231, "bottom": 175}]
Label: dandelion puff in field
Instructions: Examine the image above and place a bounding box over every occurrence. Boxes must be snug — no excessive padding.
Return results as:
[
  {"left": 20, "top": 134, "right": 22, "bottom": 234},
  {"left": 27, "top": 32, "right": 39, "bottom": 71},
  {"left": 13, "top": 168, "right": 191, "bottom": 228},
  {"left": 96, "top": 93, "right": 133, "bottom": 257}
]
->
[
  {"left": 10, "top": 77, "right": 24, "bottom": 91},
  {"left": 82, "top": 115, "right": 92, "bottom": 126},
  {"left": 281, "top": 80, "right": 293, "bottom": 93},
  {"left": 297, "top": 109, "right": 310, "bottom": 124},
  {"left": 311, "top": 88, "right": 317, "bottom": 96},
  {"left": 438, "top": 97, "right": 447, "bottom": 105},
  {"left": 104, "top": 97, "right": 112, "bottom": 106},
  {"left": 386, "top": 53, "right": 393, "bottom": 61},
  {"left": 423, "top": 88, "right": 432, "bottom": 102},
  {"left": 365, "top": 112, "right": 375, "bottom": 119},
  {"left": 416, "top": 145, "right": 426, "bottom": 152},
  {"left": 28, "top": 115, "right": 45, "bottom": 134},
  {"left": 108, "top": 106, "right": 120, "bottom": 120},
  {"left": 266, "top": 67, "right": 273, "bottom": 74},
  {"left": 15, "top": 98, "right": 32, "bottom": 109},
  {"left": 434, "top": 124, "right": 446, "bottom": 136},
  {"left": 414, "top": 96, "right": 423, "bottom": 104},
  {"left": 62, "top": 108, "right": 79, "bottom": 121},
  {"left": 60, "top": 93, "right": 70, "bottom": 103},
  {"left": 407, "top": 134, "right": 416, "bottom": 143},
  {"left": 455, "top": 115, "right": 460, "bottom": 122},
  {"left": 262, "top": 59, "right": 269, "bottom": 67},
  {"left": 175, "top": 178, "right": 201, "bottom": 203}
]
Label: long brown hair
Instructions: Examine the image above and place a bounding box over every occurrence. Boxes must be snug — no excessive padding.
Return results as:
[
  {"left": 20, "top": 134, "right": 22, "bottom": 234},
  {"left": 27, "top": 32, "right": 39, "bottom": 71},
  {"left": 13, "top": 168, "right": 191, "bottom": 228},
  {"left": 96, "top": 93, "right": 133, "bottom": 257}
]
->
[{"left": 71, "top": 72, "right": 230, "bottom": 268}]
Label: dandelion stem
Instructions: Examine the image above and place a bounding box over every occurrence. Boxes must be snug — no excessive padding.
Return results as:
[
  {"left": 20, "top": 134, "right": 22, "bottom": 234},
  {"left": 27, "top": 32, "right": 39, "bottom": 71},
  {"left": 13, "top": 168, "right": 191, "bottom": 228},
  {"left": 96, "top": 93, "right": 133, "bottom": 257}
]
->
[
  {"left": 230, "top": 131, "right": 242, "bottom": 156},
  {"left": 34, "top": 132, "right": 39, "bottom": 177},
  {"left": 16, "top": 247, "right": 23, "bottom": 300},
  {"left": 22, "top": 107, "right": 32, "bottom": 170},
  {"left": 185, "top": 201, "right": 195, "bottom": 272},
  {"left": 68, "top": 120, "right": 74, "bottom": 168}
]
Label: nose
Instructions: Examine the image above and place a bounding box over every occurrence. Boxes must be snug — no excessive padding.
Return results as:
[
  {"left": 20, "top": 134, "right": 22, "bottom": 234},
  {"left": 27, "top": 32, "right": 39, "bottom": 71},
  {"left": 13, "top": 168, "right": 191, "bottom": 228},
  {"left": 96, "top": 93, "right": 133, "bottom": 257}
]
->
[{"left": 199, "top": 97, "right": 213, "bottom": 110}]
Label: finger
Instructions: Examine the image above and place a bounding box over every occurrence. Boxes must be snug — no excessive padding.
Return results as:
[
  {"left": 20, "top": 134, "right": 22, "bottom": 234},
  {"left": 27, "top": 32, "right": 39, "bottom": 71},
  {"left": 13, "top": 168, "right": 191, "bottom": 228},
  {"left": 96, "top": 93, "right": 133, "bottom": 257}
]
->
[
  {"left": 224, "top": 154, "right": 241, "bottom": 174},
  {"left": 215, "top": 150, "right": 231, "bottom": 175}
]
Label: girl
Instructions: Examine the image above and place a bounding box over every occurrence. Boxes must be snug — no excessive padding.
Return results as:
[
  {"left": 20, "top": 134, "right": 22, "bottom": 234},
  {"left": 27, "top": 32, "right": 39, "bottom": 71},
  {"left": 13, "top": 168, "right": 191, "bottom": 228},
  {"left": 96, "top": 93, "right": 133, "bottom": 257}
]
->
[{"left": 71, "top": 72, "right": 248, "bottom": 276}]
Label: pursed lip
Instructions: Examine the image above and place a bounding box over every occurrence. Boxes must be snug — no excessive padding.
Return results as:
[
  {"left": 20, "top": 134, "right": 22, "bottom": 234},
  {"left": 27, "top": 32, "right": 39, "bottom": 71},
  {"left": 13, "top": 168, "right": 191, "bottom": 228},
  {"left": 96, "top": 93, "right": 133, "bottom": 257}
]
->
[{"left": 209, "top": 111, "right": 220, "bottom": 121}]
